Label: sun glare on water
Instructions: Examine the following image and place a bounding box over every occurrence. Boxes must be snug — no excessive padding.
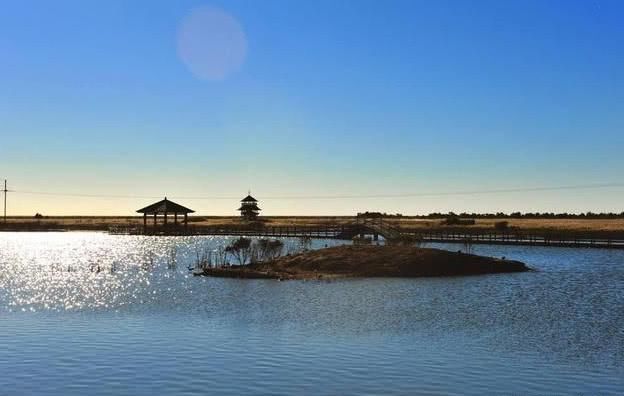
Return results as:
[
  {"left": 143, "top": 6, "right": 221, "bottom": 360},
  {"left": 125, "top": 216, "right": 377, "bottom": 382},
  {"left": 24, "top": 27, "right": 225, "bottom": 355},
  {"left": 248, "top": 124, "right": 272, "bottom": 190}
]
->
[
  {"left": 0, "top": 233, "right": 190, "bottom": 312},
  {"left": 0, "top": 233, "right": 338, "bottom": 312}
]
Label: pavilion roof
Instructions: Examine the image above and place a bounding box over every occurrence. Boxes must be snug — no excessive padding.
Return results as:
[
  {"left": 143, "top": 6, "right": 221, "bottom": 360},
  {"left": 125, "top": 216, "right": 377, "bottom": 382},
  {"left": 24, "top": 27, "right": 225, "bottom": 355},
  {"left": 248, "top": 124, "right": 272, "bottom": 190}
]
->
[
  {"left": 136, "top": 198, "right": 195, "bottom": 214},
  {"left": 241, "top": 194, "right": 258, "bottom": 202}
]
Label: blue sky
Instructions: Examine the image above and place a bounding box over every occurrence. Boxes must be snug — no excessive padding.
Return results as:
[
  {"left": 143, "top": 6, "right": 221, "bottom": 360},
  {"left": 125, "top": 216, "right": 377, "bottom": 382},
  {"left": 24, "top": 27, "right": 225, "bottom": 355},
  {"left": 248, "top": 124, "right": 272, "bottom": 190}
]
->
[{"left": 1, "top": 0, "right": 623, "bottom": 215}]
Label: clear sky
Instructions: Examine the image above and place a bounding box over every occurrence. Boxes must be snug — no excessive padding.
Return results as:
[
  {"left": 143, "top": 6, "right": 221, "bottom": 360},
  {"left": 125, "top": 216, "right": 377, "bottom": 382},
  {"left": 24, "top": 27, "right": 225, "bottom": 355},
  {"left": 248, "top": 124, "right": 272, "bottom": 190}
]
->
[{"left": 1, "top": 0, "right": 623, "bottom": 215}]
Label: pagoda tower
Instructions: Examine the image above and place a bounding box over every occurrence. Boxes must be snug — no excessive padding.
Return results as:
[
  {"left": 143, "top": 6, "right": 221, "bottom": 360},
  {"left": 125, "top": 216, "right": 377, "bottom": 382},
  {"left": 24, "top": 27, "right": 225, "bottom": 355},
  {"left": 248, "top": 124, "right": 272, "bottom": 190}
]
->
[{"left": 238, "top": 193, "right": 261, "bottom": 221}]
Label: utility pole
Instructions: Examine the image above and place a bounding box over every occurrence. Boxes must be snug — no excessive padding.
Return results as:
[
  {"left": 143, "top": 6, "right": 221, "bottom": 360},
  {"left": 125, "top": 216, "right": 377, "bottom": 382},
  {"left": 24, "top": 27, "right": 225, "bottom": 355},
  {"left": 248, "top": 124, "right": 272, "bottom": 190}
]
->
[{"left": 3, "top": 179, "right": 7, "bottom": 223}]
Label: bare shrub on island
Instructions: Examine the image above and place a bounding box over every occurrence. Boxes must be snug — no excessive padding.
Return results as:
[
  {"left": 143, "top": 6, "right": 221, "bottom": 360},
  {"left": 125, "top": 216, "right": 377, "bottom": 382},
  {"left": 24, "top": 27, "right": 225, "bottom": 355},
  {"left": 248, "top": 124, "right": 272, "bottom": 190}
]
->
[
  {"left": 462, "top": 238, "right": 474, "bottom": 254},
  {"left": 298, "top": 236, "right": 312, "bottom": 252},
  {"left": 226, "top": 237, "right": 253, "bottom": 265},
  {"left": 257, "top": 239, "right": 284, "bottom": 262},
  {"left": 194, "top": 244, "right": 212, "bottom": 270},
  {"left": 215, "top": 246, "right": 228, "bottom": 267}
]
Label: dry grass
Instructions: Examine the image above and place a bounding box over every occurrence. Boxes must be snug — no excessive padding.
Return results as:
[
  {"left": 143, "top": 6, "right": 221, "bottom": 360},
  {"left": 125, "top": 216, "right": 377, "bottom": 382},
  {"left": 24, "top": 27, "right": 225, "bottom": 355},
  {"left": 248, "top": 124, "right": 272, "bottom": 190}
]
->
[
  {"left": 3, "top": 216, "right": 624, "bottom": 232},
  {"left": 385, "top": 218, "right": 624, "bottom": 232}
]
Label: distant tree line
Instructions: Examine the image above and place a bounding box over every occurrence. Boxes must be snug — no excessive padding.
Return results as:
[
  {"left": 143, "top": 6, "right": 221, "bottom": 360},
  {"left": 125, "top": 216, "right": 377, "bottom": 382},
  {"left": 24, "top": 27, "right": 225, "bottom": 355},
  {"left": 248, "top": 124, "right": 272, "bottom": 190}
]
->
[
  {"left": 359, "top": 211, "right": 624, "bottom": 219},
  {"left": 419, "top": 211, "right": 624, "bottom": 219}
]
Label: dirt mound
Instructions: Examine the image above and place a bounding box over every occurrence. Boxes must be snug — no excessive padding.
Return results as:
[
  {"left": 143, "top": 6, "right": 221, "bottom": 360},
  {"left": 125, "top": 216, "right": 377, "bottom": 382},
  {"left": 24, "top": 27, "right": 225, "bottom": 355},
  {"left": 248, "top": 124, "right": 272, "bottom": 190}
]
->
[{"left": 200, "top": 245, "right": 529, "bottom": 280}]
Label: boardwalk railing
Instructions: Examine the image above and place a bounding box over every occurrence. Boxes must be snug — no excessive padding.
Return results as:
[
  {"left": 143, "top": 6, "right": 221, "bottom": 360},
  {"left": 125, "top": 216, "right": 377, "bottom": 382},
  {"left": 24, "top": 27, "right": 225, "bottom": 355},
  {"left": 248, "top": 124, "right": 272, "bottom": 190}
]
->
[
  {"left": 110, "top": 224, "right": 358, "bottom": 239},
  {"left": 109, "top": 221, "right": 624, "bottom": 249},
  {"left": 403, "top": 231, "right": 624, "bottom": 249},
  {"left": 193, "top": 225, "right": 351, "bottom": 239}
]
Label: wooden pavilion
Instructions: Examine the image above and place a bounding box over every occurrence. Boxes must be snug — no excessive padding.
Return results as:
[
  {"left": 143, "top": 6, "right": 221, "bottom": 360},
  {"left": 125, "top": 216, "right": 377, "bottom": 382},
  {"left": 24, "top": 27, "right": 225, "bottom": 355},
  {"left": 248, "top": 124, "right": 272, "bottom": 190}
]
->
[
  {"left": 238, "top": 194, "right": 261, "bottom": 221},
  {"left": 137, "top": 197, "right": 194, "bottom": 229}
]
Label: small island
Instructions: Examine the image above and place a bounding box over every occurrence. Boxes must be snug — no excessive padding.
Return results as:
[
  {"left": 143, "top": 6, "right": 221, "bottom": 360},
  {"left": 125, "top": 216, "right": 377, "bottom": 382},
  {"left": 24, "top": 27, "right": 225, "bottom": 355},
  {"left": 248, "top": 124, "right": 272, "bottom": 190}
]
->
[{"left": 197, "top": 245, "right": 530, "bottom": 280}]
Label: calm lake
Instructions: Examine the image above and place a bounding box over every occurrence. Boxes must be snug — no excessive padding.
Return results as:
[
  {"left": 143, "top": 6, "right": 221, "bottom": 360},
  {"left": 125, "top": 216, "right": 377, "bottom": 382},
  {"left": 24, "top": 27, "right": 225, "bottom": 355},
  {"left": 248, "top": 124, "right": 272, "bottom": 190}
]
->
[{"left": 1, "top": 232, "right": 623, "bottom": 395}]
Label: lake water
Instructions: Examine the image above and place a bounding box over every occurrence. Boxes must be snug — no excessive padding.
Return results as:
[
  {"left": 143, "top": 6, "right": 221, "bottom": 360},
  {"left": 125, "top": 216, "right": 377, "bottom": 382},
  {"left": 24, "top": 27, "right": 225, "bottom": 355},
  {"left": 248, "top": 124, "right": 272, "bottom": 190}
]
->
[{"left": 1, "top": 232, "right": 623, "bottom": 395}]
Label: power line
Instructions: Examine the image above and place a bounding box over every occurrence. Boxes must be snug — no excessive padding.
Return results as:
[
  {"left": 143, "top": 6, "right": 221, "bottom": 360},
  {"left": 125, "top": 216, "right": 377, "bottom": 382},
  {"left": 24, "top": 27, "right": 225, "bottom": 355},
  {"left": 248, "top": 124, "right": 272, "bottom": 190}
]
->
[
  {"left": 3, "top": 179, "right": 8, "bottom": 223},
  {"left": 16, "top": 190, "right": 163, "bottom": 199},
  {"left": 10, "top": 182, "right": 624, "bottom": 201}
]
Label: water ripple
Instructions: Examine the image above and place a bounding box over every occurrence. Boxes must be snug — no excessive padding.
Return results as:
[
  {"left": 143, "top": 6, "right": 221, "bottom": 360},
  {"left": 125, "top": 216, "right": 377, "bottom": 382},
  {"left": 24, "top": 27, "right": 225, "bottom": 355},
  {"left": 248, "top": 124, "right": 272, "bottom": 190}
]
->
[{"left": 1, "top": 233, "right": 623, "bottom": 394}]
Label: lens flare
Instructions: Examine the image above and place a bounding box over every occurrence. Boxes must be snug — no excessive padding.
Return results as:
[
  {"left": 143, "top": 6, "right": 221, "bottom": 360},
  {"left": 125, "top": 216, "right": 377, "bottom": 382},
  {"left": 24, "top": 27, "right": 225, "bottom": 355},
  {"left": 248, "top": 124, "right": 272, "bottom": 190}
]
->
[{"left": 177, "top": 6, "right": 248, "bottom": 81}]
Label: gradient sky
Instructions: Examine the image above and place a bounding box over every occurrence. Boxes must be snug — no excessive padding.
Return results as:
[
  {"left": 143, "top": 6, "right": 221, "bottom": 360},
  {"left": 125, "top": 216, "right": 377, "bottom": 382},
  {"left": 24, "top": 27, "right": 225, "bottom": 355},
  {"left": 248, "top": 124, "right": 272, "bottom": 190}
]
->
[{"left": 1, "top": 0, "right": 623, "bottom": 215}]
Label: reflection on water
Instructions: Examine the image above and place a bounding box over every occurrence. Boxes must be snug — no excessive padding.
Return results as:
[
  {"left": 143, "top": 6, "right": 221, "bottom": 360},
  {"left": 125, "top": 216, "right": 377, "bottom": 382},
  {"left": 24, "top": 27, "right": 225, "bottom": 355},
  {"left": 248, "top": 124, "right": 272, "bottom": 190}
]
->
[
  {"left": 0, "top": 233, "right": 343, "bottom": 312},
  {"left": 1, "top": 233, "right": 623, "bottom": 395}
]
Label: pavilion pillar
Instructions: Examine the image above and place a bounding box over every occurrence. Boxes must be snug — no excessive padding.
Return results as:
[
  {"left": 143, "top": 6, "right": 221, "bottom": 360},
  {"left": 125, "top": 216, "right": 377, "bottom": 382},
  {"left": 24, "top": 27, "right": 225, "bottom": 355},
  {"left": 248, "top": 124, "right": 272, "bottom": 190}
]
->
[
  {"left": 184, "top": 213, "right": 188, "bottom": 227},
  {"left": 174, "top": 213, "right": 178, "bottom": 225},
  {"left": 153, "top": 213, "right": 157, "bottom": 226},
  {"left": 143, "top": 213, "right": 147, "bottom": 229},
  {"left": 164, "top": 212, "right": 168, "bottom": 226}
]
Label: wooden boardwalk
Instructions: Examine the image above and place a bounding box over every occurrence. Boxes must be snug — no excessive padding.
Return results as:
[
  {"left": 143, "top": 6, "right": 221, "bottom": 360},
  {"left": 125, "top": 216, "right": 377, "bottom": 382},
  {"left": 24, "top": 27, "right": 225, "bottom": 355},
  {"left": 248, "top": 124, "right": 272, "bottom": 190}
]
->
[
  {"left": 404, "top": 231, "right": 624, "bottom": 249},
  {"left": 109, "top": 221, "right": 624, "bottom": 249},
  {"left": 109, "top": 224, "right": 360, "bottom": 239}
]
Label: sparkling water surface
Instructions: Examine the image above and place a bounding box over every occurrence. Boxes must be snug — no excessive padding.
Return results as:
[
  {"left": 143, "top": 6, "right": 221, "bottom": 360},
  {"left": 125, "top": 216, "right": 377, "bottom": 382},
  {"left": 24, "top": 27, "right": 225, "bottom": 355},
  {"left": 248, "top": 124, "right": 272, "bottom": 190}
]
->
[{"left": 1, "top": 232, "right": 623, "bottom": 395}]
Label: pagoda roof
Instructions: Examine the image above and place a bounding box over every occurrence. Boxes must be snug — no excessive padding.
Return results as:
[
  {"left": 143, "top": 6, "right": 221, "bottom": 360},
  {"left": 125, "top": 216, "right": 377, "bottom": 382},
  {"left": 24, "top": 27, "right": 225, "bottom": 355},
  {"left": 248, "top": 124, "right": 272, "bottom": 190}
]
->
[
  {"left": 241, "top": 194, "right": 258, "bottom": 202},
  {"left": 238, "top": 204, "right": 260, "bottom": 211},
  {"left": 137, "top": 198, "right": 195, "bottom": 214}
]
